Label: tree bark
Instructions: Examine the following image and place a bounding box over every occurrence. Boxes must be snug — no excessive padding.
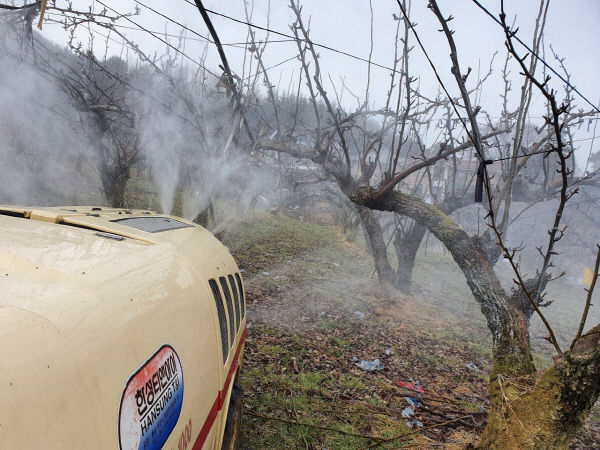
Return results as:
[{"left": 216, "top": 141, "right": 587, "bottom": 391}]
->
[
  {"left": 356, "top": 206, "right": 395, "bottom": 286},
  {"left": 343, "top": 214, "right": 360, "bottom": 242},
  {"left": 481, "top": 324, "right": 600, "bottom": 449},
  {"left": 346, "top": 186, "right": 600, "bottom": 448},
  {"left": 257, "top": 138, "right": 600, "bottom": 448},
  {"left": 349, "top": 187, "right": 535, "bottom": 373},
  {"left": 393, "top": 221, "right": 426, "bottom": 293},
  {"left": 390, "top": 196, "right": 469, "bottom": 294},
  {"left": 99, "top": 163, "right": 129, "bottom": 208}
]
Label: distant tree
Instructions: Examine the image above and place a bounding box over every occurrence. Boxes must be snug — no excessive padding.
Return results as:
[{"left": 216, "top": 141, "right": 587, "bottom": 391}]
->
[
  {"left": 0, "top": 8, "right": 143, "bottom": 207},
  {"left": 590, "top": 151, "right": 600, "bottom": 170},
  {"left": 50, "top": 49, "right": 140, "bottom": 207}
]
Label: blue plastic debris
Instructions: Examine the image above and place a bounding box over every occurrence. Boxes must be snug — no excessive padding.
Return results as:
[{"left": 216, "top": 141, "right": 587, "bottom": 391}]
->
[{"left": 404, "top": 397, "right": 421, "bottom": 408}]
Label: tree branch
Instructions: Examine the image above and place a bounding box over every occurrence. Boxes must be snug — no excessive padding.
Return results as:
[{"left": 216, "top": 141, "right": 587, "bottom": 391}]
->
[{"left": 573, "top": 244, "right": 600, "bottom": 346}]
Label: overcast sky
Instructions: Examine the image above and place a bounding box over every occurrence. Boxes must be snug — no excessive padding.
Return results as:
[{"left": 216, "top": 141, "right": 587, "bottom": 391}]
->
[{"left": 39, "top": 0, "right": 600, "bottom": 153}]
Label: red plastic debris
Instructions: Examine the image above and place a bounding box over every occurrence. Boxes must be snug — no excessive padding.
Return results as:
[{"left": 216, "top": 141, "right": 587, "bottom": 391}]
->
[{"left": 396, "top": 381, "right": 425, "bottom": 393}]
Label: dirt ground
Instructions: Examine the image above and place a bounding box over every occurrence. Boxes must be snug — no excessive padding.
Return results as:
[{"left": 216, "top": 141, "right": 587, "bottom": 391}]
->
[{"left": 220, "top": 213, "right": 600, "bottom": 449}]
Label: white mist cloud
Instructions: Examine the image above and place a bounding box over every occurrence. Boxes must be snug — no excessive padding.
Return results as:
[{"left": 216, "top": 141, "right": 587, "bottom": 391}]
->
[{"left": 0, "top": 23, "right": 102, "bottom": 206}]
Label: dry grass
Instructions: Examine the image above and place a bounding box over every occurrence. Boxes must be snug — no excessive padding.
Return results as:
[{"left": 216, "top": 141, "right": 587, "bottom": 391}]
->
[{"left": 220, "top": 212, "right": 599, "bottom": 449}]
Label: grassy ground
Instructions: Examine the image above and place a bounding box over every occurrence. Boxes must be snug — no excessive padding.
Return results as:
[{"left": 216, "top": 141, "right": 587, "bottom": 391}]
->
[{"left": 220, "top": 212, "right": 599, "bottom": 449}]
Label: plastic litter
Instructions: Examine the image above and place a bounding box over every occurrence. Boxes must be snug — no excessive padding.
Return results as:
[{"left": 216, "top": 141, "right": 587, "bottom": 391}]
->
[
  {"left": 401, "top": 406, "right": 414, "bottom": 418},
  {"left": 384, "top": 348, "right": 393, "bottom": 356},
  {"left": 352, "top": 310, "right": 365, "bottom": 319},
  {"left": 465, "top": 362, "right": 480, "bottom": 372},
  {"left": 354, "top": 358, "right": 384, "bottom": 371},
  {"left": 404, "top": 397, "right": 421, "bottom": 408},
  {"left": 260, "top": 271, "right": 270, "bottom": 276},
  {"left": 396, "top": 381, "right": 425, "bottom": 393},
  {"left": 405, "top": 420, "right": 424, "bottom": 429}
]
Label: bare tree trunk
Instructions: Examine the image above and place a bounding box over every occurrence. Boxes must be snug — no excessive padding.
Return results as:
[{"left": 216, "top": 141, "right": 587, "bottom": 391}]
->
[
  {"left": 343, "top": 213, "right": 360, "bottom": 243},
  {"left": 349, "top": 186, "right": 600, "bottom": 448},
  {"left": 481, "top": 324, "right": 600, "bottom": 448},
  {"left": 392, "top": 196, "right": 471, "bottom": 293},
  {"left": 350, "top": 186, "right": 537, "bottom": 371},
  {"left": 356, "top": 206, "right": 394, "bottom": 286},
  {"left": 100, "top": 165, "right": 129, "bottom": 208},
  {"left": 393, "top": 221, "right": 426, "bottom": 293},
  {"left": 194, "top": 201, "right": 214, "bottom": 228}
]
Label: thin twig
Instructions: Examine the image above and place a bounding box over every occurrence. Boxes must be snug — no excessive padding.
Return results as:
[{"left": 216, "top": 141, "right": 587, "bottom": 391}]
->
[
  {"left": 497, "top": 374, "right": 525, "bottom": 429},
  {"left": 361, "top": 415, "right": 471, "bottom": 449},
  {"left": 245, "top": 411, "right": 384, "bottom": 442},
  {"left": 572, "top": 244, "right": 600, "bottom": 346},
  {"left": 365, "top": 403, "right": 482, "bottom": 429},
  {"left": 395, "top": 389, "right": 480, "bottom": 407},
  {"left": 497, "top": 2, "right": 567, "bottom": 354}
]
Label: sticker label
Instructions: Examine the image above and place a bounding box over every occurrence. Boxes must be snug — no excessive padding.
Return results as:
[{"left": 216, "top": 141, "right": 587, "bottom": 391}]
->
[{"left": 119, "top": 345, "right": 184, "bottom": 450}]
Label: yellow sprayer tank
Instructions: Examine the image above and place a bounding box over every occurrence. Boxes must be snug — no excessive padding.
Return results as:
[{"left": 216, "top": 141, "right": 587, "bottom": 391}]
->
[{"left": 0, "top": 206, "right": 246, "bottom": 450}]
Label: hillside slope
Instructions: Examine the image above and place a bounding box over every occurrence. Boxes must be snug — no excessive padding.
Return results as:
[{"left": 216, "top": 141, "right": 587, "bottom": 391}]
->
[{"left": 221, "top": 213, "right": 600, "bottom": 449}]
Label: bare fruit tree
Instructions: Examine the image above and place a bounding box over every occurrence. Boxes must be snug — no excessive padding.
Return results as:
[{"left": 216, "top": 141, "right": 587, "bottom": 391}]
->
[
  {"left": 254, "top": 0, "right": 600, "bottom": 446},
  {"left": 0, "top": 4, "right": 143, "bottom": 207}
]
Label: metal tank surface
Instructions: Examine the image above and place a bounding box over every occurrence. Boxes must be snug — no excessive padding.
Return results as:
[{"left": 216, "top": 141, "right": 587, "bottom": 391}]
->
[{"left": 0, "top": 206, "right": 246, "bottom": 450}]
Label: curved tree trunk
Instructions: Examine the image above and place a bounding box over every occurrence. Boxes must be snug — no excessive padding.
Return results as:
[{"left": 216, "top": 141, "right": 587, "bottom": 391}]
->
[
  {"left": 355, "top": 188, "right": 534, "bottom": 373},
  {"left": 345, "top": 186, "right": 600, "bottom": 448},
  {"left": 392, "top": 196, "right": 469, "bottom": 294},
  {"left": 257, "top": 138, "right": 600, "bottom": 448}
]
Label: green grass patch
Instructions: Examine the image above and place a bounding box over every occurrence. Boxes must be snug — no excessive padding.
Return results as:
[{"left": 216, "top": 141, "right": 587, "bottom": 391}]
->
[
  {"left": 221, "top": 213, "right": 339, "bottom": 273},
  {"left": 240, "top": 327, "right": 413, "bottom": 449}
]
